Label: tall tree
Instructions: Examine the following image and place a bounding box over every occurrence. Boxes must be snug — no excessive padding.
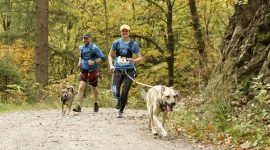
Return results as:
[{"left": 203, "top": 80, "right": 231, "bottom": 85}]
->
[
  {"left": 35, "top": 0, "right": 48, "bottom": 85},
  {"left": 140, "top": 0, "right": 176, "bottom": 86},
  {"left": 189, "top": 0, "right": 206, "bottom": 65},
  {"left": 103, "top": 0, "right": 109, "bottom": 52},
  {"left": 166, "top": 0, "right": 175, "bottom": 86},
  {"left": 188, "top": 0, "right": 209, "bottom": 89}
]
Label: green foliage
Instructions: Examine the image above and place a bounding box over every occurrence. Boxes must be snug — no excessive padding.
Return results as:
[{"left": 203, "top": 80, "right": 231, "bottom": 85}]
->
[
  {"left": 1, "top": 0, "right": 233, "bottom": 90},
  {"left": 0, "top": 56, "right": 25, "bottom": 103},
  {"left": 226, "top": 104, "right": 269, "bottom": 149},
  {"left": 0, "top": 0, "right": 35, "bottom": 43},
  {"left": 242, "top": 76, "right": 251, "bottom": 92},
  {"left": 0, "top": 103, "right": 25, "bottom": 113},
  {"left": 169, "top": 72, "right": 270, "bottom": 148},
  {"left": 0, "top": 57, "right": 23, "bottom": 85},
  {"left": 178, "top": 74, "right": 270, "bottom": 148},
  {"left": 203, "top": 83, "right": 234, "bottom": 129},
  {"left": 225, "top": 74, "right": 270, "bottom": 148}
]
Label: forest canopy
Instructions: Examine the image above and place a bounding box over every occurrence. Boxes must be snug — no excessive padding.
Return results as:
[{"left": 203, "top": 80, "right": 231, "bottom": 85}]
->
[{"left": 0, "top": 0, "right": 234, "bottom": 91}]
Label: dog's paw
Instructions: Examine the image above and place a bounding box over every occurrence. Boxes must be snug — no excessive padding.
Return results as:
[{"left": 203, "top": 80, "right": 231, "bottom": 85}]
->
[
  {"left": 160, "top": 131, "right": 168, "bottom": 137},
  {"left": 151, "top": 129, "right": 158, "bottom": 135}
]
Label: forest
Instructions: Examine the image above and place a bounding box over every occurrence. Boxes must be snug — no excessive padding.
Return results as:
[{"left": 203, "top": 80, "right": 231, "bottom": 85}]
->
[{"left": 1, "top": 0, "right": 270, "bottom": 149}]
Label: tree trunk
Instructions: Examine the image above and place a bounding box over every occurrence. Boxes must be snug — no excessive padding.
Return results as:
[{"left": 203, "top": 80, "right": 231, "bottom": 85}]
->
[
  {"left": 189, "top": 0, "right": 207, "bottom": 65},
  {"left": 35, "top": 0, "right": 49, "bottom": 86},
  {"left": 2, "top": 0, "right": 12, "bottom": 31},
  {"left": 189, "top": 0, "right": 208, "bottom": 89},
  {"left": 166, "top": 0, "right": 175, "bottom": 86}
]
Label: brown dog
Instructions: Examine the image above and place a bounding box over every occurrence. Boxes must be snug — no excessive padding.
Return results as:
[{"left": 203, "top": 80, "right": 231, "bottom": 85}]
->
[
  {"left": 140, "top": 85, "right": 179, "bottom": 136},
  {"left": 60, "top": 86, "right": 74, "bottom": 116}
]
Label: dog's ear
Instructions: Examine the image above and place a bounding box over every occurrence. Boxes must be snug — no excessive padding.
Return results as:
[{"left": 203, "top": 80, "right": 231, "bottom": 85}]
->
[
  {"left": 61, "top": 89, "right": 66, "bottom": 93},
  {"left": 174, "top": 90, "right": 181, "bottom": 101},
  {"left": 161, "top": 86, "right": 166, "bottom": 92},
  {"left": 169, "top": 86, "right": 174, "bottom": 89}
]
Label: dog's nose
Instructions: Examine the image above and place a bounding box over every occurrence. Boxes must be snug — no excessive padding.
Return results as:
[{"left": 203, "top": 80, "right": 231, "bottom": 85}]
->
[{"left": 171, "top": 101, "right": 176, "bottom": 105}]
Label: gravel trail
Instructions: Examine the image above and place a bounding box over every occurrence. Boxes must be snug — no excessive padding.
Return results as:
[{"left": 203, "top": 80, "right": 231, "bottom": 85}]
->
[{"left": 0, "top": 108, "right": 218, "bottom": 150}]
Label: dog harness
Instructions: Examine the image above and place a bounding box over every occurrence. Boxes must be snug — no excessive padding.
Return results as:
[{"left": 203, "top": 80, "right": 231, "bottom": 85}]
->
[{"left": 160, "top": 104, "right": 166, "bottom": 112}]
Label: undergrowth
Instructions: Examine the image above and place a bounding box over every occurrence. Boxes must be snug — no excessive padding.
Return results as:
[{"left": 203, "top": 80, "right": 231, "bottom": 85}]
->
[
  {"left": 0, "top": 74, "right": 146, "bottom": 114},
  {"left": 169, "top": 75, "right": 270, "bottom": 149}
]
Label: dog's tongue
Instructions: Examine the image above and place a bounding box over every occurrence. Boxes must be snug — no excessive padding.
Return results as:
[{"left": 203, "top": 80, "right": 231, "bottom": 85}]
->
[{"left": 166, "top": 105, "right": 173, "bottom": 112}]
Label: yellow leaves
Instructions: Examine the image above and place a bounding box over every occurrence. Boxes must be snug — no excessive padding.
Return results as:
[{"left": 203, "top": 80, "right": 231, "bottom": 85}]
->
[
  {"left": 49, "top": 1, "right": 56, "bottom": 8},
  {"left": 0, "top": 40, "right": 34, "bottom": 76},
  {"left": 226, "top": 0, "right": 235, "bottom": 6}
]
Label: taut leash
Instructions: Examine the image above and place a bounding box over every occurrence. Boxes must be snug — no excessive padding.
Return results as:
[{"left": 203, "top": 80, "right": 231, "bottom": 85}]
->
[{"left": 124, "top": 70, "right": 154, "bottom": 88}]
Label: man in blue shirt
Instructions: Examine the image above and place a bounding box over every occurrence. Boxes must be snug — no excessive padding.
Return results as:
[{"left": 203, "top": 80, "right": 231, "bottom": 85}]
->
[
  {"left": 108, "top": 25, "right": 143, "bottom": 118},
  {"left": 73, "top": 33, "right": 105, "bottom": 112}
]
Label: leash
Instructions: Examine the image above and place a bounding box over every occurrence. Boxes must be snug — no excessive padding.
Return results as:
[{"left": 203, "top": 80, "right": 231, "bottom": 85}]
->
[{"left": 124, "top": 70, "right": 154, "bottom": 88}]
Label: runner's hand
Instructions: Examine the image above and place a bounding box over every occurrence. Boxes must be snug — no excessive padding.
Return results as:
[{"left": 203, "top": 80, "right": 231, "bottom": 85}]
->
[
  {"left": 78, "top": 62, "right": 82, "bottom": 68},
  {"left": 88, "top": 60, "right": 95, "bottom": 66},
  {"left": 127, "top": 58, "right": 134, "bottom": 63},
  {"left": 110, "top": 66, "right": 115, "bottom": 72}
]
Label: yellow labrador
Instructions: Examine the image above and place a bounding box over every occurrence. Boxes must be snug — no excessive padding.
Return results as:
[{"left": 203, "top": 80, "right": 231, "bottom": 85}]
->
[{"left": 139, "top": 85, "right": 179, "bottom": 136}]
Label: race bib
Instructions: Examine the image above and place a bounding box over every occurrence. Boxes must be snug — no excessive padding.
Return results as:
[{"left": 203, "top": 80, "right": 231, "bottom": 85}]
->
[{"left": 117, "top": 56, "right": 130, "bottom": 66}]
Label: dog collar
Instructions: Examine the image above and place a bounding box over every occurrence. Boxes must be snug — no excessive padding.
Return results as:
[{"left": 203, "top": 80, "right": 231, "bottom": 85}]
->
[{"left": 160, "top": 104, "right": 166, "bottom": 112}]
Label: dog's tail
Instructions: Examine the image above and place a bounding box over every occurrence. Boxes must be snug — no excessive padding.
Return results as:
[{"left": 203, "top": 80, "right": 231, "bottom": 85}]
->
[
  {"left": 139, "top": 86, "right": 147, "bottom": 100},
  {"left": 67, "top": 86, "right": 74, "bottom": 94}
]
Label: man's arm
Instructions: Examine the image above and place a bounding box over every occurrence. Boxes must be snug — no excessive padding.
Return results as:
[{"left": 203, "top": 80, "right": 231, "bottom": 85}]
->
[
  {"left": 78, "top": 53, "right": 82, "bottom": 67},
  {"left": 87, "top": 46, "right": 105, "bottom": 65}
]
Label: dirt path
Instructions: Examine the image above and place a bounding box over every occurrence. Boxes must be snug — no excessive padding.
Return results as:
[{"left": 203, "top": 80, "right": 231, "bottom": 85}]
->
[{"left": 0, "top": 108, "right": 218, "bottom": 150}]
